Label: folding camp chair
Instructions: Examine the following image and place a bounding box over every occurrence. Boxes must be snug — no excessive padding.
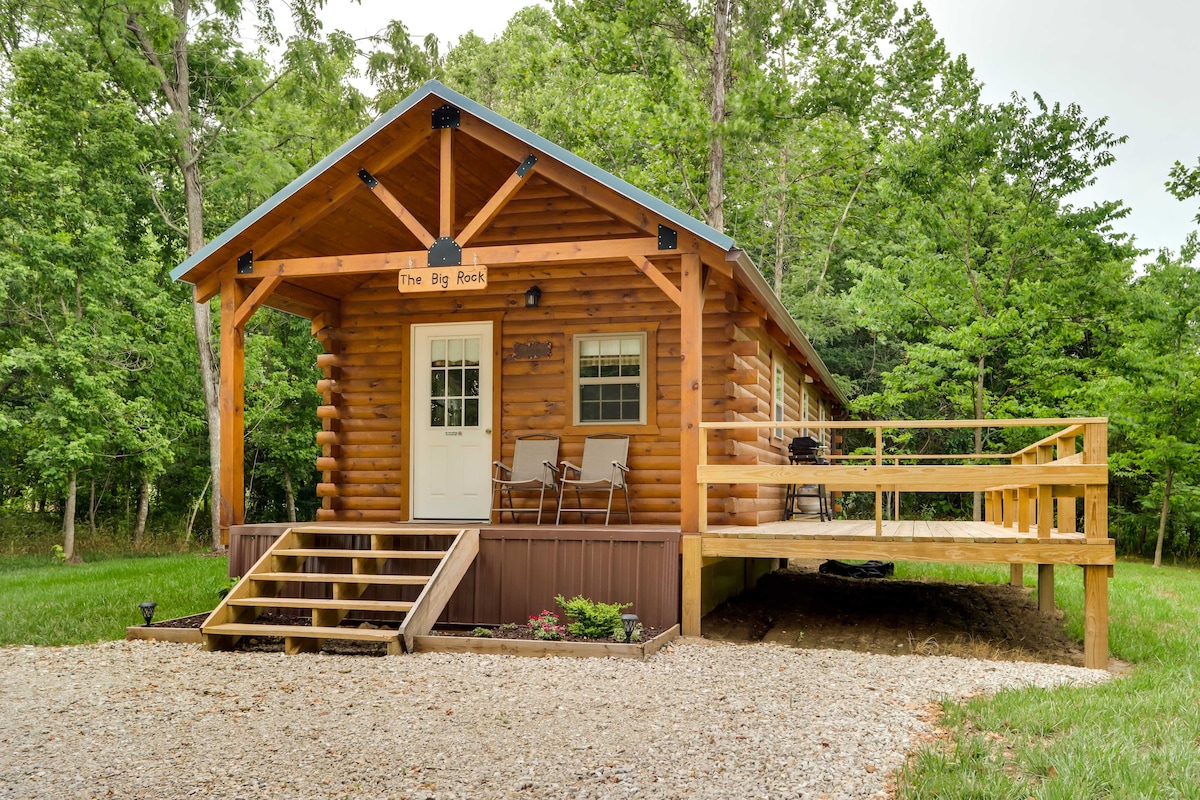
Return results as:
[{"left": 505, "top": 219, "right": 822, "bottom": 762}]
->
[
  {"left": 556, "top": 434, "right": 631, "bottom": 525},
  {"left": 491, "top": 434, "right": 561, "bottom": 524}
]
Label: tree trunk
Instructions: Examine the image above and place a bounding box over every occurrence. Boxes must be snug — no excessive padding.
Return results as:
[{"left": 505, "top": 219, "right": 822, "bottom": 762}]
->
[
  {"left": 1153, "top": 466, "right": 1173, "bottom": 568},
  {"left": 88, "top": 475, "right": 97, "bottom": 535},
  {"left": 283, "top": 466, "right": 297, "bottom": 523},
  {"left": 132, "top": 477, "right": 150, "bottom": 545},
  {"left": 972, "top": 354, "right": 985, "bottom": 521},
  {"left": 62, "top": 471, "right": 79, "bottom": 562},
  {"left": 705, "top": 0, "right": 731, "bottom": 232},
  {"left": 772, "top": 145, "right": 788, "bottom": 298}
]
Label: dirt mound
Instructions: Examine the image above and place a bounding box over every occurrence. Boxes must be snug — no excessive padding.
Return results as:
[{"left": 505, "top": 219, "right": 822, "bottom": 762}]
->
[{"left": 702, "top": 564, "right": 1086, "bottom": 666}]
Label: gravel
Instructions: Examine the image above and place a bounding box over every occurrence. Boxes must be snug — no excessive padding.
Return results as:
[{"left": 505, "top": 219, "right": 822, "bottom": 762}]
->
[{"left": 0, "top": 639, "right": 1110, "bottom": 799}]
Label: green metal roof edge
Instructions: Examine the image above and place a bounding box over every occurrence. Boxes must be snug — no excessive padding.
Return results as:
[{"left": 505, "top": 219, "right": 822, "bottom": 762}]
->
[{"left": 171, "top": 80, "right": 733, "bottom": 281}]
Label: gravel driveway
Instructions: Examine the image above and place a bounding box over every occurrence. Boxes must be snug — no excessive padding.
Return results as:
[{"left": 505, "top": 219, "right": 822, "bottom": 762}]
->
[{"left": 0, "top": 639, "right": 1108, "bottom": 799}]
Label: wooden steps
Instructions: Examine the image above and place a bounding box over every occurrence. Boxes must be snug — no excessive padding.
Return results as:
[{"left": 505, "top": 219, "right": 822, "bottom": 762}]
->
[
  {"left": 205, "top": 623, "right": 400, "bottom": 641},
  {"left": 273, "top": 548, "right": 448, "bottom": 559},
  {"left": 249, "top": 572, "right": 431, "bottom": 586},
  {"left": 226, "top": 597, "right": 415, "bottom": 613},
  {"left": 202, "top": 526, "right": 480, "bottom": 655}
]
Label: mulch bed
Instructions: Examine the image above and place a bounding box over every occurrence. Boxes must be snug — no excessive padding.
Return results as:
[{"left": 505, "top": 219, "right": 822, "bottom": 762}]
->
[{"left": 147, "top": 613, "right": 209, "bottom": 629}]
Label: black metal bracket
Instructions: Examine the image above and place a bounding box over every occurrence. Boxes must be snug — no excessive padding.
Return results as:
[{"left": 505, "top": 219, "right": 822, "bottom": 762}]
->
[
  {"left": 237, "top": 250, "right": 253, "bottom": 274},
  {"left": 657, "top": 225, "right": 678, "bottom": 251},
  {"left": 357, "top": 168, "right": 378, "bottom": 189},
  {"left": 427, "top": 237, "right": 463, "bottom": 267},
  {"left": 432, "top": 104, "right": 461, "bottom": 129},
  {"left": 516, "top": 154, "right": 538, "bottom": 177}
]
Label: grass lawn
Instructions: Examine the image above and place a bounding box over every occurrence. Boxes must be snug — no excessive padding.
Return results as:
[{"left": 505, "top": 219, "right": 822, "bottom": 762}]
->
[
  {"left": 0, "top": 553, "right": 228, "bottom": 646},
  {"left": 897, "top": 558, "right": 1200, "bottom": 798}
]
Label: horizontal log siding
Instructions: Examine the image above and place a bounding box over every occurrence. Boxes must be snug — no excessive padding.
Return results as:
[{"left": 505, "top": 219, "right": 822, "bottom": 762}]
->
[
  {"left": 316, "top": 262, "right": 749, "bottom": 525},
  {"left": 721, "top": 295, "right": 840, "bottom": 525}
]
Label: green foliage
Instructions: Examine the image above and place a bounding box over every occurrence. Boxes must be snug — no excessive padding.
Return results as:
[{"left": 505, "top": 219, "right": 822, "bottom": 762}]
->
[
  {"left": 527, "top": 609, "right": 566, "bottom": 640},
  {"left": 470, "top": 626, "right": 493, "bottom": 638},
  {"left": 555, "top": 594, "right": 631, "bottom": 639},
  {"left": 0, "top": 553, "right": 227, "bottom": 645},
  {"left": 216, "top": 575, "right": 240, "bottom": 600},
  {"left": 896, "top": 559, "right": 1200, "bottom": 797}
]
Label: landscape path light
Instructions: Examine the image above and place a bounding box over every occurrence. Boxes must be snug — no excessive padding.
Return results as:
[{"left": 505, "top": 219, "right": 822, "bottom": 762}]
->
[
  {"left": 621, "top": 613, "right": 639, "bottom": 643},
  {"left": 138, "top": 601, "right": 157, "bottom": 625}
]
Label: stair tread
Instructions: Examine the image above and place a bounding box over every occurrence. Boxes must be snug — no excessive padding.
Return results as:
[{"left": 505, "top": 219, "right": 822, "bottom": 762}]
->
[
  {"left": 274, "top": 548, "right": 447, "bottom": 559},
  {"left": 203, "top": 623, "right": 398, "bottom": 641},
  {"left": 250, "top": 572, "right": 430, "bottom": 585},
  {"left": 227, "top": 597, "right": 415, "bottom": 612}
]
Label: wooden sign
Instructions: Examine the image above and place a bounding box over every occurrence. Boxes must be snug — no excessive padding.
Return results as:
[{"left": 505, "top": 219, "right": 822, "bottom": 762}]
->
[
  {"left": 511, "top": 341, "right": 552, "bottom": 360},
  {"left": 398, "top": 265, "right": 488, "bottom": 293}
]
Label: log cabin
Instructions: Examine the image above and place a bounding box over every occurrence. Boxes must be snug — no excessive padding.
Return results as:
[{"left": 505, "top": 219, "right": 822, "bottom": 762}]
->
[{"left": 174, "top": 81, "right": 1114, "bottom": 668}]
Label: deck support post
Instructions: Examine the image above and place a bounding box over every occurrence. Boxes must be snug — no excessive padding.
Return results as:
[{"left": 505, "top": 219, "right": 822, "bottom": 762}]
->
[
  {"left": 218, "top": 275, "right": 247, "bottom": 545},
  {"left": 681, "top": 534, "right": 702, "bottom": 636},
  {"left": 1009, "top": 563, "right": 1023, "bottom": 586},
  {"left": 1083, "top": 564, "right": 1109, "bottom": 670},
  {"left": 1037, "top": 563, "right": 1055, "bottom": 613}
]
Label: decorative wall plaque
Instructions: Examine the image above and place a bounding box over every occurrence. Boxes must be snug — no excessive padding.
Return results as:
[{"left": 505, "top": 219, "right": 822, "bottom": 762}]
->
[{"left": 512, "top": 341, "right": 552, "bottom": 360}]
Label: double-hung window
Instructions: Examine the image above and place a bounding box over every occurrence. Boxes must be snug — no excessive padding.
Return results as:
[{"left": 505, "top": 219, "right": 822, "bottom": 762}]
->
[{"left": 574, "top": 333, "right": 646, "bottom": 425}]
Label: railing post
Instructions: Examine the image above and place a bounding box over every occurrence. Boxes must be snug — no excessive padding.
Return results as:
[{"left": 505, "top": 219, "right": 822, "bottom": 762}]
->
[
  {"left": 894, "top": 457, "right": 901, "bottom": 521},
  {"left": 1017, "top": 450, "right": 1034, "bottom": 533},
  {"left": 1083, "top": 422, "right": 1108, "bottom": 539},
  {"left": 874, "top": 426, "right": 883, "bottom": 536},
  {"left": 698, "top": 427, "right": 708, "bottom": 534},
  {"left": 1037, "top": 443, "right": 1054, "bottom": 537},
  {"left": 1057, "top": 432, "right": 1078, "bottom": 533}
]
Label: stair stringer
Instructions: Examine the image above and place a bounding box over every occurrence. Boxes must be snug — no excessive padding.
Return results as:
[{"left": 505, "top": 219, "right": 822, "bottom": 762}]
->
[{"left": 399, "top": 528, "right": 480, "bottom": 653}]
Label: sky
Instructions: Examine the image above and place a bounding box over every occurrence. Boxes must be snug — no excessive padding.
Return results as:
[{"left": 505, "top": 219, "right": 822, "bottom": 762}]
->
[{"left": 311, "top": 0, "right": 1200, "bottom": 256}]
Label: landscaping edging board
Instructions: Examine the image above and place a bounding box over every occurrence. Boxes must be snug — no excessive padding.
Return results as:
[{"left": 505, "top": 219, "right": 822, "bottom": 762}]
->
[
  {"left": 125, "top": 619, "right": 205, "bottom": 645},
  {"left": 412, "top": 624, "right": 679, "bottom": 659}
]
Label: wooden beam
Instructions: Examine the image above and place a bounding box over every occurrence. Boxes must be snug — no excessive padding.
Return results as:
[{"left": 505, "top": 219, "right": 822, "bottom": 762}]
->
[
  {"left": 440, "top": 127, "right": 455, "bottom": 237},
  {"left": 694, "top": 463, "right": 1109, "bottom": 492},
  {"left": 457, "top": 157, "right": 537, "bottom": 247},
  {"left": 679, "top": 252, "right": 704, "bottom": 533},
  {"left": 233, "top": 276, "right": 281, "bottom": 329},
  {"left": 630, "top": 255, "right": 682, "bottom": 307},
  {"left": 238, "top": 237, "right": 665, "bottom": 279},
  {"left": 1083, "top": 422, "right": 1108, "bottom": 539},
  {"left": 361, "top": 174, "right": 436, "bottom": 248},
  {"left": 218, "top": 276, "right": 246, "bottom": 541},
  {"left": 700, "top": 536, "right": 1117, "bottom": 566},
  {"left": 1009, "top": 564, "right": 1023, "bottom": 586}
]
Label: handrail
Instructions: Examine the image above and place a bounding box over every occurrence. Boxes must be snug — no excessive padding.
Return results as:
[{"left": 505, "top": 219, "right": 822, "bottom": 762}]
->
[{"left": 694, "top": 418, "right": 1108, "bottom": 539}]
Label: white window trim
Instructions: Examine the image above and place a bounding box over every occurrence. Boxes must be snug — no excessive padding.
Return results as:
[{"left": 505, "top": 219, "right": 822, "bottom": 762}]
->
[{"left": 572, "top": 331, "right": 648, "bottom": 426}]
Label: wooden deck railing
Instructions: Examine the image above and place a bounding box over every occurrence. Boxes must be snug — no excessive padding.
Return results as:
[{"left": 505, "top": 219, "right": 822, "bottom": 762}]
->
[{"left": 695, "top": 418, "right": 1109, "bottom": 537}]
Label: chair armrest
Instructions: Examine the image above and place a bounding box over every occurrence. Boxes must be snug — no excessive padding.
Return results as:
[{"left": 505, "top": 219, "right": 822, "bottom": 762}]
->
[
  {"left": 612, "top": 462, "right": 630, "bottom": 474},
  {"left": 542, "top": 460, "right": 561, "bottom": 476},
  {"left": 492, "top": 462, "right": 512, "bottom": 476},
  {"left": 560, "top": 460, "right": 581, "bottom": 479}
]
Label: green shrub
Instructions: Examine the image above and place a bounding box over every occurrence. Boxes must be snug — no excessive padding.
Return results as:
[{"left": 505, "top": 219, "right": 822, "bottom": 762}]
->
[
  {"left": 555, "top": 594, "right": 631, "bottom": 639},
  {"left": 470, "top": 626, "right": 493, "bottom": 638}
]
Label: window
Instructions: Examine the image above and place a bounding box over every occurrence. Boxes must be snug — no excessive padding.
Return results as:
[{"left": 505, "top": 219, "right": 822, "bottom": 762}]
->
[
  {"left": 574, "top": 333, "right": 646, "bottom": 425},
  {"left": 773, "top": 361, "right": 785, "bottom": 439},
  {"left": 801, "top": 381, "right": 809, "bottom": 438}
]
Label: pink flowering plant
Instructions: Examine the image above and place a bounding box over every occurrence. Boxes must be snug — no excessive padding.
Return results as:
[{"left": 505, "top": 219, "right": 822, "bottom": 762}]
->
[{"left": 528, "top": 610, "right": 566, "bottom": 641}]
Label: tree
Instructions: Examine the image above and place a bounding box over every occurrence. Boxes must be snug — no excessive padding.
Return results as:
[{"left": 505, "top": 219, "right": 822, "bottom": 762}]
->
[{"left": 1107, "top": 236, "right": 1200, "bottom": 566}]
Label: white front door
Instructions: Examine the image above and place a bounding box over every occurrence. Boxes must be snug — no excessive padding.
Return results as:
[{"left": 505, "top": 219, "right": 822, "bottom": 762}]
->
[{"left": 411, "top": 322, "right": 493, "bottom": 519}]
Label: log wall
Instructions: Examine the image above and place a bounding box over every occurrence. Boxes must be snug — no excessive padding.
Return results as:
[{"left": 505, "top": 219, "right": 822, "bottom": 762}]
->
[{"left": 312, "top": 259, "right": 842, "bottom": 526}]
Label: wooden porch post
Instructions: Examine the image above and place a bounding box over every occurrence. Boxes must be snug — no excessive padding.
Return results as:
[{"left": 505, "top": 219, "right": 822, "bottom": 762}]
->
[
  {"left": 680, "top": 252, "right": 704, "bottom": 532},
  {"left": 1082, "top": 420, "right": 1110, "bottom": 670},
  {"left": 218, "top": 275, "right": 246, "bottom": 544},
  {"left": 679, "top": 252, "right": 704, "bottom": 637}
]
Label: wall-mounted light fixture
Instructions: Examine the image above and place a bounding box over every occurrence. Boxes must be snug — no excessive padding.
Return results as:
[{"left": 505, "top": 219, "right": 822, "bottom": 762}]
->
[{"left": 525, "top": 285, "right": 542, "bottom": 308}]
